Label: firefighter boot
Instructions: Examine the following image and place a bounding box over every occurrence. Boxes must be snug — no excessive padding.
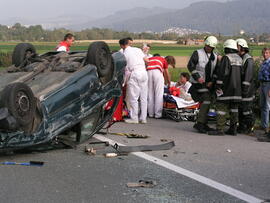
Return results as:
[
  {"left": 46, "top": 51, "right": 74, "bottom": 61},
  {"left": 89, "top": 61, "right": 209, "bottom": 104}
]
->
[
  {"left": 257, "top": 133, "right": 270, "bottom": 142},
  {"left": 207, "top": 129, "right": 225, "bottom": 136},
  {"left": 225, "top": 124, "right": 237, "bottom": 136},
  {"left": 193, "top": 122, "right": 207, "bottom": 133},
  {"left": 237, "top": 124, "right": 246, "bottom": 134},
  {"left": 204, "top": 124, "right": 214, "bottom": 132}
]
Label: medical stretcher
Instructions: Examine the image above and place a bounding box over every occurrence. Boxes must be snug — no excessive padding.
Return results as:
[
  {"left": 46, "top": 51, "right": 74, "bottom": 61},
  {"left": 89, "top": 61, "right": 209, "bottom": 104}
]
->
[{"left": 163, "top": 94, "right": 200, "bottom": 122}]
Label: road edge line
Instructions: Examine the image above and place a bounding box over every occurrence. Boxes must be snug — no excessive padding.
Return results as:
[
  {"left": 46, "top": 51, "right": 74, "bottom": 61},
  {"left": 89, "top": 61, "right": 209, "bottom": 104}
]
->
[{"left": 94, "top": 134, "right": 263, "bottom": 203}]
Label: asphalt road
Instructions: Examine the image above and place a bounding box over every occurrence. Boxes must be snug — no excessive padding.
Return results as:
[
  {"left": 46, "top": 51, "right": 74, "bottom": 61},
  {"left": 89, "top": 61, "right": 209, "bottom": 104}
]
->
[{"left": 0, "top": 118, "right": 269, "bottom": 203}]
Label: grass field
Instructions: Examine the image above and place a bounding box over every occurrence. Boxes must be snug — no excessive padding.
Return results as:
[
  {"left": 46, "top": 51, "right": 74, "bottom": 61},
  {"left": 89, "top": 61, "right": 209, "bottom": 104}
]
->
[
  {"left": 0, "top": 41, "right": 267, "bottom": 71},
  {"left": 0, "top": 42, "right": 267, "bottom": 57},
  {"left": 169, "top": 67, "right": 189, "bottom": 82}
]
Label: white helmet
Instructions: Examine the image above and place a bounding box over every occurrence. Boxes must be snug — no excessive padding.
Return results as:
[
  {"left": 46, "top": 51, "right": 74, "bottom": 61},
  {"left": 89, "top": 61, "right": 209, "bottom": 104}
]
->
[
  {"left": 204, "top": 36, "right": 218, "bottom": 48},
  {"left": 236, "top": 38, "right": 249, "bottom": 48},
  {"left": 223, "top": 39, "right": 238, "bottom": 50}
]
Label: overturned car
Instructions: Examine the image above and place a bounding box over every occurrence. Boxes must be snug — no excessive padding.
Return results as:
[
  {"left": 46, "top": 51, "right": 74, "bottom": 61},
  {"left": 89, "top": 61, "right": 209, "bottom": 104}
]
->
[{"left": 0, "top": 41, "right": 126, "bottom": 151}]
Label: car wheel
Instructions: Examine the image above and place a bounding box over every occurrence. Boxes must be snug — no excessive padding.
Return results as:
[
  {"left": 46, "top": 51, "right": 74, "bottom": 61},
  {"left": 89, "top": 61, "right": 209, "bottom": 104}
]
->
[
  {"left": 86, "top": 41, "right": 114, "bottom": 80},
  {"left": 12, "top": 43, "right": 36, "bottom": 67},
  {"left": 0, "top": 82, "right": 36, "bottom": 127}
]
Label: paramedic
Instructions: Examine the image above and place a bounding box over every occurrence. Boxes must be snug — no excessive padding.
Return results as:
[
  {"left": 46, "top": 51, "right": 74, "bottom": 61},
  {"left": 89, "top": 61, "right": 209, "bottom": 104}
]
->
[
  {"left": 147, "top": 55, "right": 176, "bottom": 118},
  {"left": 56, "top": 33, "right": 75, "bottom": 52},
  {"left": 142, "top": 43, "right": 153, "bottom": 58},
  {"left": 119, "top": 37, "right": 133, "bottom": 53},
  {"left": 188, "top": 36, "right": 219, "bottom": 133},
  {"left": 119, "top": 38, "right": 149, "bottom": 124}
]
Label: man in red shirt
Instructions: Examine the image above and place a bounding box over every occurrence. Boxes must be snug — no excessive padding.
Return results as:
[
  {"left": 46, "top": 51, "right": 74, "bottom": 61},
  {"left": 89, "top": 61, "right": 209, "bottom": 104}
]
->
[
  {"left": 56, "top": 33, "right": 75, "bottom": 52},
  {"left": 147, "top": 54, "right": 175, "bottom": 118}
]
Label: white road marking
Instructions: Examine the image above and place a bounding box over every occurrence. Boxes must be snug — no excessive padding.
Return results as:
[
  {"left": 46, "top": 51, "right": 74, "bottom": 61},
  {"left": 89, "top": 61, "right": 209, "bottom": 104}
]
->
[{"left": 95, "top": 134, "right": 263, "bottom": 203}]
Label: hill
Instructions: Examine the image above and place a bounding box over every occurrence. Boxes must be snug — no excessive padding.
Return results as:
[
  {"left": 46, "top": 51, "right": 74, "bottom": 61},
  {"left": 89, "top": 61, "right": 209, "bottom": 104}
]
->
[
  {"left": 73, "top": 7, "right": 176, "bottom": 31},
  {"left": 77, "top": 0, "right": 270, "bottom": 35}
]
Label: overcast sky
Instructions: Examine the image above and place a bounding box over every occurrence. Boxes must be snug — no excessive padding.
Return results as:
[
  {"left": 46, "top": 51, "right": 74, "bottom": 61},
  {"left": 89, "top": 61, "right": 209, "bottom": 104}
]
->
[{"left": 0, "top": 0, "right": 227, "bottom": 20}]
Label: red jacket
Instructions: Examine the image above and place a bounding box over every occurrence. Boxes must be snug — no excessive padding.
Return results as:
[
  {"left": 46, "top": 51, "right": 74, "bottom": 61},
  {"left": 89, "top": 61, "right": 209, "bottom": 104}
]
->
[
  {"left": 56, "top": 41, "right": 70, "bottom": 52},
  {"left": 147, "top": 56, "right": 168, "bottom": 72}
]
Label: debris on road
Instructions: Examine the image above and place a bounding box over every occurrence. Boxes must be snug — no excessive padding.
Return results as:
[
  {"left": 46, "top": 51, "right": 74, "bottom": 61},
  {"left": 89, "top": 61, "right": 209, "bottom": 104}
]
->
[
  {"left": 160, "top": 139, "right": 168, "bottom": 142},
  {"left": 127, "top": 180, "right": 157, "bottom": 188},
  {"left": 1, "top": 161, "right": 44, "bottom": 167},
  {"left": 104, "top": 153, "right": 118, "bottom": 158},
  {"left": 85, "top": 141, "right": 110, "bottom": 155},
  {"left": 89, "top": 141, "right": 110, "bottom": 146},
  {"left": 85, "top": 147, "right": 97, "bottom": 155},
  {"left": 227, "top": 149, "right": 232, "bottom": 153},
  {"left": 98, "top": 131, "right": 149, "bottom": 139},
  {"left": 85, "top": 139, "right": 175, "bottom": 158},
  {"left": 113, "top": 141, "right": 175, "bottom": 153}
]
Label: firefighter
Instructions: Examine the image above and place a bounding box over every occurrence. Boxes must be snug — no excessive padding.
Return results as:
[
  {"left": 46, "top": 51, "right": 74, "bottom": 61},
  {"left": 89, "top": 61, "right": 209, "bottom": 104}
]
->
[
  {"left": 236, "top": 39, "right": 255, "bottom": 134},
  {"left": 188, "top": 36, "right": 219, "bottom": 133},
  {"left": 208, "top": 39, "right": 243, "bottom": 136}
]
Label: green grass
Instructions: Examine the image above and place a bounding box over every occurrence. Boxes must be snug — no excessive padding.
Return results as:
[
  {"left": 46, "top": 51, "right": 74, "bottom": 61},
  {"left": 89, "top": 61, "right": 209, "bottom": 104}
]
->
[
  {"left": 169, "top": 67, "right": 189, "bottom": 82},
  {"left": 0, "top": 41, "right": 268, "bottom": 57}
]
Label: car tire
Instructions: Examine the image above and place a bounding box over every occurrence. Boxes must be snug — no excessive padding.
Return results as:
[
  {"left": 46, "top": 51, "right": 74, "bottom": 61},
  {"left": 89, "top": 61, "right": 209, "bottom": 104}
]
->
[
  {"left": 12, "top": 43, "right": 36, "bottom": 67},
  {"left": 0, "top": 82, "right": 36, "bottom": 127},
  {"left": 86, "top": 41, "right": 114, "bottom": 79}
]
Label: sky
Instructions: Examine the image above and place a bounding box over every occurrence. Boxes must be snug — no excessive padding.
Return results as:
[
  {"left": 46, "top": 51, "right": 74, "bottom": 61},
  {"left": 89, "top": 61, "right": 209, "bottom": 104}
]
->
[{"left": 0, "top": 0, "right": 227, "bottom": 20}]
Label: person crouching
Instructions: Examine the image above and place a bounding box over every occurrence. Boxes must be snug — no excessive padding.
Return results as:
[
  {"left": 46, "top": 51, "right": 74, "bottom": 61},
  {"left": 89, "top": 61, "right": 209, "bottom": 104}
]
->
[{"left": 147, "top": 54, "right": 175, "bottom": 118}]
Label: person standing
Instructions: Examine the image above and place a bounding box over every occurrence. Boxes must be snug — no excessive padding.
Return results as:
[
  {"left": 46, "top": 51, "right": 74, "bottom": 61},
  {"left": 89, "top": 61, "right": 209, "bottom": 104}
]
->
[
  {"left": 119, "top": 38, "right": 149, "bottom": 124},
  {"left": 119, "top": 37, "right": 133, "bottom": 53},
  {"left": 147, "top": 55, "right": 175, "bottom": 118},
  {"left": 188, "top": 36, "right": 219, "bottom": 133},
  {"left": 208, "top": 39, "right": 243, "bottom": 136},
  {"left": 142, "top": 43, "right": 153, "bottom": 58},
  {"left": 236, "top": 39, "right": 255, "bottom": 134},
  {"left": 257, "top": 48, "right": 270, "bottom": 142},
  {"left": 56, "top": 33, "right": 75, "bottom": 52}
]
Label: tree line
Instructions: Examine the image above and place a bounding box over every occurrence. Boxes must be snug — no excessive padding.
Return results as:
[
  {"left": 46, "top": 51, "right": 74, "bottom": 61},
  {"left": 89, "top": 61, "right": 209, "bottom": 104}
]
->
[
  {"left": 0, "top": 23, "right": 270, "bottom": 43},
  {"left": 0, "top": 23, "right": 180, "bottom": 42}
]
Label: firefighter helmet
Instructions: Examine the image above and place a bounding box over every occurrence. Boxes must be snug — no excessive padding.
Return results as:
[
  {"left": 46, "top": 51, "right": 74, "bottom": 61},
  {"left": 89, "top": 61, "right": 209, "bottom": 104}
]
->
[
  {"left": 236, "top": 38, "right": 249, "bottom": 48},
  {"left": 204, "top": 36, "right": 218, "bottom": 48},
  {"left": 223, "top": 39, "right": 238, "bottom": 50}
]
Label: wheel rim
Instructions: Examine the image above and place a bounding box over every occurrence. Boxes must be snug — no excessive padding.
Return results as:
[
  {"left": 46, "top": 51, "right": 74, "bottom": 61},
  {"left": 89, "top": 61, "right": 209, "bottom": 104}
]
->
[
  {"left": 16, "top": 91, "right": 30, "bottom": 116},
  {"left": 25, "top": 50, "right": 33, "bottom": 58}
]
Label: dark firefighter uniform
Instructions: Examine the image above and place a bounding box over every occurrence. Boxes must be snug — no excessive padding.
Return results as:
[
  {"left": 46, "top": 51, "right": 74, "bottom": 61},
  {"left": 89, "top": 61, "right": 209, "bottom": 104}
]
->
[
  {"left": 209, "top": 53, "right": 243, "bottom": 135},
  {"left": 188, "top": 48, "right": 218, "bottom": 131},
  {"left": 238, "top": 54, "right": 255, "bottom": 133}
]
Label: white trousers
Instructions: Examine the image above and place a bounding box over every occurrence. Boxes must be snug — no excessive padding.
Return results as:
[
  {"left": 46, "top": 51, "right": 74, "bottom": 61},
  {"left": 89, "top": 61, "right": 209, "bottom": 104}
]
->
[
  {"left": 126, "top": 70, "right": 148, "bottom": 121},
  {"left": 147, "top": 69, "right": 164, "bottom": 118}
]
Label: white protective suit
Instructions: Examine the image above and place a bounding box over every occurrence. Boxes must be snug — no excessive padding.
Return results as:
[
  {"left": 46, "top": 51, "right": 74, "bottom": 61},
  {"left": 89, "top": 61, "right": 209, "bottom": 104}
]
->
[
  {"left": 123, "top": 46, "right": 148, "bottom": 122},
  {"left": 147, "top": 69, "right": 164, "bottom": 118}
]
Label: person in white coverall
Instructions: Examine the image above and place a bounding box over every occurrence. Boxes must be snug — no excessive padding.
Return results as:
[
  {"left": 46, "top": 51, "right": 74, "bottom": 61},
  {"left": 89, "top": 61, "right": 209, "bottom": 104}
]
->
[
  {"left": 147, "top": 54, "right": 176, "bottom": 118},
  {"left": 119, "top": 38, "right": 149, "bottom": 124}
]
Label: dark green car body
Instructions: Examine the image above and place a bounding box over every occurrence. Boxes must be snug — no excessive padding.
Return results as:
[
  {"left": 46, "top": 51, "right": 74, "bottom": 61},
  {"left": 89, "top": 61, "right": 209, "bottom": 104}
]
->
[{"left": 0, "top": 51, "right": 126, "bottom": 151}]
